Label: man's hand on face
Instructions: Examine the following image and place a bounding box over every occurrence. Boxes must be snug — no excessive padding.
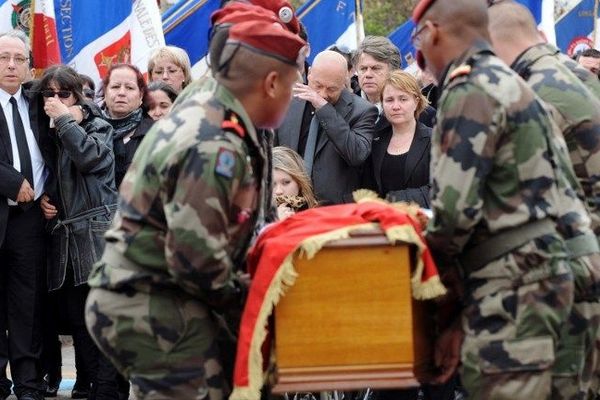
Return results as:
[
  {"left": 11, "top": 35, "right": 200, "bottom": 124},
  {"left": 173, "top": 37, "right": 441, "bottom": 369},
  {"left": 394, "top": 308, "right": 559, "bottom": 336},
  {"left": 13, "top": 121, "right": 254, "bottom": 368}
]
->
[{"left": 293, "top": 83, "right": 328, "bottom": 110}]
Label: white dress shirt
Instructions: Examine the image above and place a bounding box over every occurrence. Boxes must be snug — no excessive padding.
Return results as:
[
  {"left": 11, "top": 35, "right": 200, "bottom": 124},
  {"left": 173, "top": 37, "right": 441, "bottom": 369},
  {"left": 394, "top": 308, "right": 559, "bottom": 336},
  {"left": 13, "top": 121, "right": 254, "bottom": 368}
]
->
[{"left": 0, "top": 87, "right": 47, "bottom": 205}]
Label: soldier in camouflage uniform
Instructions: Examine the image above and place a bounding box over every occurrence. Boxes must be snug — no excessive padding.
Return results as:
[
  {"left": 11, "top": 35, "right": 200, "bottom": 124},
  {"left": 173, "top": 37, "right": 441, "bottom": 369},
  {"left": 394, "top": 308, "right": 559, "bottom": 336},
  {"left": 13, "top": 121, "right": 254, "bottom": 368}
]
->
[
  {"left": 84, "top": 4, "right": 307, "bottom": 399},
  {"left": 412, "top": 0, "right": 577, "bottom": 398},
  {"left": 488, "top": 4, "right": 600, "bottom": 398}
]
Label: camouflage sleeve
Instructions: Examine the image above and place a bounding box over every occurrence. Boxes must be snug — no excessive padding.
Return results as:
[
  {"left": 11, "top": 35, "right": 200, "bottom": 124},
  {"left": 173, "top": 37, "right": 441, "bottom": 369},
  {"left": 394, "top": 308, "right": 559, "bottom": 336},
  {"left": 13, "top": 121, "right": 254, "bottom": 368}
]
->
[
  {"left": 426, "top": 82, "right": 502, "bottom": 264},
  {"left": 161, "top": 138, "right": 248, "bottom": 308}
]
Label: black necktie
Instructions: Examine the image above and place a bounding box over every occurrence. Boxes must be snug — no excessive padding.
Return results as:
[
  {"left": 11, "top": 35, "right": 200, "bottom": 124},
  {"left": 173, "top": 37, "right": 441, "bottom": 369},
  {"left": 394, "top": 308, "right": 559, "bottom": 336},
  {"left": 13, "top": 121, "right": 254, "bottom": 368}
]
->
[{"left": 10, "top": 97, "right": 34, "bottom": 202}]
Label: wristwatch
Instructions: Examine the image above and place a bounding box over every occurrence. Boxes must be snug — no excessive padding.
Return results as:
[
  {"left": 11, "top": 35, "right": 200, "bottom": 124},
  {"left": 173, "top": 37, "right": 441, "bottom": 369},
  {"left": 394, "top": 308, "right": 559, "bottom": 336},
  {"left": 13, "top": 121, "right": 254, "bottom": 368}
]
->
[{"left": 78, "top": 104, "right": 89, "bottom": 120}]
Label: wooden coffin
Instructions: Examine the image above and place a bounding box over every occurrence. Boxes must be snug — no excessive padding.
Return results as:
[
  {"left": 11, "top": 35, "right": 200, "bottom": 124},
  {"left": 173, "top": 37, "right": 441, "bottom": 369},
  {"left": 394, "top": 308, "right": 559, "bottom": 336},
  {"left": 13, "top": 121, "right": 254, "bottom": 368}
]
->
[{"left": 272, "top": 228, "right": 435, "bottom": 393}]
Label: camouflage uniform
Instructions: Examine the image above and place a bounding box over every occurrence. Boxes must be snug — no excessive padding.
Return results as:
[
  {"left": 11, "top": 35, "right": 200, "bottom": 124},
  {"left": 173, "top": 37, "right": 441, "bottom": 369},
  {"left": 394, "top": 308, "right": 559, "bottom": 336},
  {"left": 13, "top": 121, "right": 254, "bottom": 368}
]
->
[
  {"left": 85, "top": 76, "right": 272, "bottom": 400},
  {"left": 510, "top": 42, "right": 600, "bottom": 399},
  {"left": 426, "top": 41, "right": 575, "bottom": 399}
]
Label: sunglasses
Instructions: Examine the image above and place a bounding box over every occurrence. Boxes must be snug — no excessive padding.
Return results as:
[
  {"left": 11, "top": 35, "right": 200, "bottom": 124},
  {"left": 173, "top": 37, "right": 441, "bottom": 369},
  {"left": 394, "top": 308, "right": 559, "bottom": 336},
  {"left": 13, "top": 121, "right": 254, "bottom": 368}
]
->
[
  {"left": 42, "top": 90, "right": 71, "bottom": 99},
  {"left": 83, "top": 89, "right": 95, "bottom": 99}
]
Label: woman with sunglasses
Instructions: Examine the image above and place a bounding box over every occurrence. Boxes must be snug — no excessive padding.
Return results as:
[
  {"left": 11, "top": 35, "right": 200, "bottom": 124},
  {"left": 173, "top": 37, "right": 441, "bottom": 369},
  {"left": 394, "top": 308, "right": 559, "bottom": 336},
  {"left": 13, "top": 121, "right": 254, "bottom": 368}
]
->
[{"left": 36, "top": 65, "right": 118, "bottom": 399}]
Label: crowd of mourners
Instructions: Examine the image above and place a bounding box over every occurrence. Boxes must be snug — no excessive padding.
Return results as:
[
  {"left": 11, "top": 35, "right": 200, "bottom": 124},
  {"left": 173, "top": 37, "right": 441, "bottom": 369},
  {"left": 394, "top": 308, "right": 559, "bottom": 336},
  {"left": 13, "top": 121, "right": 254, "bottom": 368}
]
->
[{"left": 3, "top": 0, "right": 600, "bottom": 399}]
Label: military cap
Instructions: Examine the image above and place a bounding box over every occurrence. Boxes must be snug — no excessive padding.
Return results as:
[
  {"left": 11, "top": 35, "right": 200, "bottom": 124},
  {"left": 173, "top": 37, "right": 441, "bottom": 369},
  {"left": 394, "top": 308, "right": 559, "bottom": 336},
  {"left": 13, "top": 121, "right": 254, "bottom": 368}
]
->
[
  {"left": 211, "top": 2, "right": 280, "bottom": 27},
  {"left": 412, "top": 0, "right": 437, "bottom": 24},
  {"left": 249, "top": 0, "right": 300, "bottom": 34},
  {"left": 227, "top": 19, "right": 307, "bottom": 67}
]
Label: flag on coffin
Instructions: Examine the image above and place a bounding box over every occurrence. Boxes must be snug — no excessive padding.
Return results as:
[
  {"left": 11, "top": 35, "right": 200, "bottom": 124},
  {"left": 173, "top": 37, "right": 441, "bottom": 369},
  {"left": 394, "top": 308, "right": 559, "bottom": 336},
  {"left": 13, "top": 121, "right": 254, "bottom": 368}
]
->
[
  {"left": 162, "top": 0, "right": 220, "bottom": 80},
  {"left": 297, "top": 0, "right": 364, "bottom": 64},
  {"left": 54, "top": 0, "right": 164, "bottom": 85}
]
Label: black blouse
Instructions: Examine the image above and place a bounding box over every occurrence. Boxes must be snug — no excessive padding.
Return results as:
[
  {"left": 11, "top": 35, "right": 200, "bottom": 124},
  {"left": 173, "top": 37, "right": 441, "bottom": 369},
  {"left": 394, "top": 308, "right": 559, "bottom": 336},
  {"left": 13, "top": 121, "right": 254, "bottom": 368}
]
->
[{"left": 381, "top": 150, "right": 409, "bottom": 194}]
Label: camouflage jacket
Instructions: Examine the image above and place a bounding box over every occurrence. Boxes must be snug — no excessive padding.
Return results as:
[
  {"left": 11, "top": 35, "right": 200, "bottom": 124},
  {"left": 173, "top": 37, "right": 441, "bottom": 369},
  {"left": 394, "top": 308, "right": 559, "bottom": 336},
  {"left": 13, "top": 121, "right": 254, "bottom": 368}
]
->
[
  {"left": 426, "top": 41, "right": 569, "bottom": 267},
  {"left": 540, "top": 43, "right": 600, "bottom": 100},
  {"left": 88, "top": 77, "right": 270, "bottom": 308},
  {"left": 512, "top": 43, "right": 600, "bottom": 235}
]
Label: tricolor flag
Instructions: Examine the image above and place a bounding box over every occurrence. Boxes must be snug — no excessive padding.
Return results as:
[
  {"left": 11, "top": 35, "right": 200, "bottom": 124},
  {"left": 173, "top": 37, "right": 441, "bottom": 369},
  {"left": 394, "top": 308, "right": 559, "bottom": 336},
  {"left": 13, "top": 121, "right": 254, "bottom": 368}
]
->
[
  {"left": 162, "top": 0, "right": 220, "bottom": 79},
  {"left": 55, "top": 0, "right": 164, "bottom": 85},
  {"left": 30, "top": 0, "right": 60, "bottom": 70},
  {"left": 298, "top": 0, "right": 364, "bottom": 63}
]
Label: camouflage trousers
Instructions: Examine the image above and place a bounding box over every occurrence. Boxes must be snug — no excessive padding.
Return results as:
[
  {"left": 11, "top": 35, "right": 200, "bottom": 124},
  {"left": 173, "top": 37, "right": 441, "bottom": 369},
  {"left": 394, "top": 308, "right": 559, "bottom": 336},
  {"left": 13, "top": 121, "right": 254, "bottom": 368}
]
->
[
  {"left": 553, "top": 254, "right": 600, "bottom": 400},
  {"left": 459, "top": 238, "right": 574, "bottom": 400},
  {"left": 85, "top": 287, "right": 228, "bottom": 400}
]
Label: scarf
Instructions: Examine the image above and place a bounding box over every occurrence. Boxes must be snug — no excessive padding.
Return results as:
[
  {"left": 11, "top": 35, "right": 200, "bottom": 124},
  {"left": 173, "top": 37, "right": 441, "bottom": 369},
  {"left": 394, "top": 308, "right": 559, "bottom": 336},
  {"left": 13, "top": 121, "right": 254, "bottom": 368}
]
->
[{"left": 104, "top": 107, "right": 143, "bottom": 140}]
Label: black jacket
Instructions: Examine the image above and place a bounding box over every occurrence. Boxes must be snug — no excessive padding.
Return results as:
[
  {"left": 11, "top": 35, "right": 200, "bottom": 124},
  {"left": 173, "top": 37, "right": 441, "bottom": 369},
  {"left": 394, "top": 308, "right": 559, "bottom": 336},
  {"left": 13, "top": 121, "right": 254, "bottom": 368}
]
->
[
  {"left": 0, "top": 82, "right": 53, "bottom": 247},
  {"left": 362, "top": 120, "right": 432, "bottom": 208},
  {"left": 276, "top": 90, "right": 378, "bottom": 205},
  {"left": 113, "top": 115, "right": 154, "bottom": 187},
  {"left": 45, "top": 106, "right": 117, "bottom": 290}
]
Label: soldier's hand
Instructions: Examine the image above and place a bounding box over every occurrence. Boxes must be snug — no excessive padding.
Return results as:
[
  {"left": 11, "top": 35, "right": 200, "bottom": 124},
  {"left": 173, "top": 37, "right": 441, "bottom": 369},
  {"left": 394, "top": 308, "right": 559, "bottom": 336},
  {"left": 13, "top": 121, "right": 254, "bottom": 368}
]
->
[
  {"left": 433, "top": 319, "right": 463, "bottom": 384},
  {"left": 16, "top": 179, "right": 34, "bottom": 203},
  {"left": 293, "top": 83, "right": 328, "bottom": 109},
  {"left": 40, "top": 194, "right": 58, "bottom": 220}
]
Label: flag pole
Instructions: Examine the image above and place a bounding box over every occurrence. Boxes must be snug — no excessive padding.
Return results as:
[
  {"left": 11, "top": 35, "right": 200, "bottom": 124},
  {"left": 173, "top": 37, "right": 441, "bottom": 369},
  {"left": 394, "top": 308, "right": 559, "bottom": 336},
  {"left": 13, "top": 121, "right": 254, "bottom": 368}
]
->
[
  {"left": 594, "top": 0, "right": 599, "bottom": 48},
  {"left": 355, "top": 0, "right": 364, "bottom": 47}
]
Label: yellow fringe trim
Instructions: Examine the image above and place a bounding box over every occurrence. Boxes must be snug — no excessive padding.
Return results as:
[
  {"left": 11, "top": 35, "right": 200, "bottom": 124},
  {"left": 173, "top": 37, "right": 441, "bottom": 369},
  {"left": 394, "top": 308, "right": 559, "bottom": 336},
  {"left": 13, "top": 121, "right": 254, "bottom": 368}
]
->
[{"left": 229, "top": 218, "right": 446, "bottom": 400}]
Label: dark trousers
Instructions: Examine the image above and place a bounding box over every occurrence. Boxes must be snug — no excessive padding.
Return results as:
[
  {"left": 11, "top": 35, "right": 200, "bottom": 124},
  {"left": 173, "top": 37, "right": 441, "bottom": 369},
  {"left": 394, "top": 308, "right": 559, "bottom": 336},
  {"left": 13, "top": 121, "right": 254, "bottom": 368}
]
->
[
  {"left": 91, "top": 353, "right": 130, "bottom": 400},
  {"left": 0, "top": 204, "right": 45, "bottom": 396},
  {"left": 59, "top": 269, "right": 98, "bottom": 394},
  {"left": 41, "top": 288, "right": 62, "bottom": 388}
]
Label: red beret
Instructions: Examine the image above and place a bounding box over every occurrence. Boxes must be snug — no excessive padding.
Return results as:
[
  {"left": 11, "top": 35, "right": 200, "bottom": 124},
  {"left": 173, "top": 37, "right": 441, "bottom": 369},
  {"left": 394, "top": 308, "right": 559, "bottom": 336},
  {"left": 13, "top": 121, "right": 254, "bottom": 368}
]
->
[
  {"left": 249, "top": 0, "right": 300, "bottom": 34},
  {"left": 211, "top": 3, "right": 280, "bottom": 27},
  {"left": 227, "top": 19, "right": 307, "bottom": 67},
  {"left": 412, "top": 0, "right": 437, "bottom": 23}
]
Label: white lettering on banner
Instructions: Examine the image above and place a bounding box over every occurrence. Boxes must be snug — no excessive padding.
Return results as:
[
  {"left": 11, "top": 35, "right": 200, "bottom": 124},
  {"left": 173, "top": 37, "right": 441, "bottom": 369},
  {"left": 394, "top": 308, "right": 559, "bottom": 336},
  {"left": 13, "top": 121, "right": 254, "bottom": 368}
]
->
[
  {"left": 59, "top": 0, "right": 73, "bottom": 58},
  {"left": 336, "top": 1, "right": 347, "bottom": 13},
  {"left": 133, "top": 1, "right": 161, "bottom": 48}
]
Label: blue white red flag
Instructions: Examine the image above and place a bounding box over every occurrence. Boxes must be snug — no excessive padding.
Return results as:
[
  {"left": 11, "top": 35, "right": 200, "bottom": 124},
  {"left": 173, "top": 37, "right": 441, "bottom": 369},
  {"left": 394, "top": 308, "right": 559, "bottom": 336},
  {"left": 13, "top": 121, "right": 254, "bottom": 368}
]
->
[
  {"left": 54, "top": 0, "right": 164, "bottom": 84},
  {"left": 297, "top": 0, "right": 364, "bottom": 63},
  {"left": 31, "top": 0, "right": 60, "bottom": 69},
  {"left": 162, "top": 0, "right": 220, "bottom": 79}
]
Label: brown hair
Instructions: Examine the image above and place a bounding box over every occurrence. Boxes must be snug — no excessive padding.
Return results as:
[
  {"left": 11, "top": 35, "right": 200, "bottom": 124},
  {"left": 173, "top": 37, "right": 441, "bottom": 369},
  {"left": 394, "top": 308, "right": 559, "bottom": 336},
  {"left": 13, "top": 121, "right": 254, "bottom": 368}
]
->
[
  {"left": 272, "top": 146, "right": 318, "bottom": 209},
  {"left": 381, "top": 70, "right": 429, "bottom": 117}
]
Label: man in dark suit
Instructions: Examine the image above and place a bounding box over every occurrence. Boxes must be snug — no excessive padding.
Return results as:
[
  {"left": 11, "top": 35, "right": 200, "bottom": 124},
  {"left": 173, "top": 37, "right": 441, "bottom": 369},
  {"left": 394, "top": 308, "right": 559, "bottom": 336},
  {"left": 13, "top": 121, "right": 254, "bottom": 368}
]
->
[
  {"left": 277, "top": 50, "right": 377, "bottom": 205},
  {"left": 0, "top": 30, "right": 51, "bottom": 400}
]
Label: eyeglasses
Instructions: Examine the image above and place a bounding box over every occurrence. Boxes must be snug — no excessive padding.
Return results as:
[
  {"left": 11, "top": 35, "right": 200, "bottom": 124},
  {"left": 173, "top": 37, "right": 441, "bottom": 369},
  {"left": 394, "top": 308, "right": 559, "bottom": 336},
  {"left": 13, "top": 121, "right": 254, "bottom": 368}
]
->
[
  {"left": 411, "top": 23, "right": 430, "bottom": 50},
  {"left": 0, "top": 54, "right": 29, "bottom": 66},
  {"left": 41, "top": 90, "right": 72, "bottom": 99},
  {"left": 151, "top": 68, "right": 182, "bottom": 76},
  {"left": 83, "top": 88, "right": 95, "bottom": 99}
]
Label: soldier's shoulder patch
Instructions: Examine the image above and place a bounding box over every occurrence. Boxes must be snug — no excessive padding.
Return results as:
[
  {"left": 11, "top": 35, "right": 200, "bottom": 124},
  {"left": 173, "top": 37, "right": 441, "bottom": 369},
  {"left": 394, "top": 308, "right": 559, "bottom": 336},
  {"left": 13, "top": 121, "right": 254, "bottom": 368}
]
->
[
  {"left": 221, "top": 111, "right": 246, "bottom": 138},
  {"left": 215, "top": 147, "right": 237, "bottom": 179},
  {"left": 449, "top": 65, "right": 472, "bottom": 81}
]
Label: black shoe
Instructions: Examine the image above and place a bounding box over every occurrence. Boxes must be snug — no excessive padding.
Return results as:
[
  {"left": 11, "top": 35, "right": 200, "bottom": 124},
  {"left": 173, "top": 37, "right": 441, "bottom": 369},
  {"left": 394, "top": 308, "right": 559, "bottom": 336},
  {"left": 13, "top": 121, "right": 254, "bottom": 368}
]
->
[
  {"left": 43, "top": 383, "right": 59, "bottom": 398},
  {"left": 71, "top": 388, "right": 89, "bottom": 399},
  {"left": 18, "top": 390, "right": 44, "bottom": 400}
]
